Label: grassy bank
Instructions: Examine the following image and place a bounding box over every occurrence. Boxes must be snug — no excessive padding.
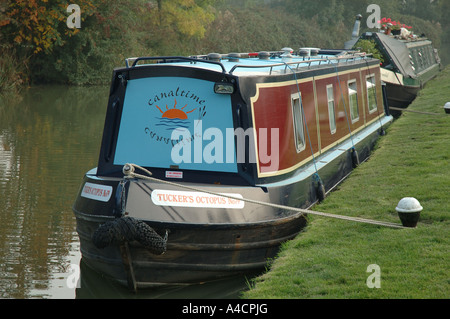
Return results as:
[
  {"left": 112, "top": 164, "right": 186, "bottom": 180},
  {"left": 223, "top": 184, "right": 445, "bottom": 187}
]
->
[{"left": 242, "top": 66, "right": 450, "bottom": 299}]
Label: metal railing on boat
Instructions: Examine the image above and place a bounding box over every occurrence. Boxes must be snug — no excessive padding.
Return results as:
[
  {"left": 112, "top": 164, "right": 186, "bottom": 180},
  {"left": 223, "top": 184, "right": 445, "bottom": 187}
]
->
[
  {"left": 125, "top": 51, "right": 373, "bottom": 76},
  {"left": 125, "top": 56, "right": 227, "bottom": 73},
  {"left": 228, "top": 52, "right": 374, "bottom": 75}
]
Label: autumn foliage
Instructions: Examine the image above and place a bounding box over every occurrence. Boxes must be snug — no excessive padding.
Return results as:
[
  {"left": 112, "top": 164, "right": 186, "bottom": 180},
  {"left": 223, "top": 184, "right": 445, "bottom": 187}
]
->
[
  {"left": 1, "top": 0, "right": 98, "bottom": 54},
  {"left": 0, "top": 0, "right": 215, "bottom": 55},
  {"left": 0, "top": 0, "right": 217, "bottom": 87},
  {"left": 0, "top": 0, "right": 448, "bottom": 89}
]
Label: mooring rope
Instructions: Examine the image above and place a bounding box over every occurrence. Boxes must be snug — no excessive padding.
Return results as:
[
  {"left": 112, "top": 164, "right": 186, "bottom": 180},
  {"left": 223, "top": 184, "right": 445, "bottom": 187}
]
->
[
  {"left": 122, "top": 163, "right": 407, "bottom": 229},
  {"left": 333, "top": 63, "right": 356, "bottom": 150},
  {"left": 284, "top": 62, "right": 319, "bottom": 174},
  {"left": 364, "top": 59, "right": 386, "bottom": 135},
  {"left": 389, "top": 106, "right": 446, "bottom": 116}
]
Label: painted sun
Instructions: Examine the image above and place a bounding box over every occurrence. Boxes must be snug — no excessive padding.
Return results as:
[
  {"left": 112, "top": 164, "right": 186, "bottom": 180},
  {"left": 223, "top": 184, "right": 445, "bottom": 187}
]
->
[{"left": 155, "top": 99, "right": 196, "bottom": 120}]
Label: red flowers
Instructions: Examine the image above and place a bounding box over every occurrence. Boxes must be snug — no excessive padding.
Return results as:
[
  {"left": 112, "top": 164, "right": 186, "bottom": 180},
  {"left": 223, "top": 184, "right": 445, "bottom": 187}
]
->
[{"left": 378, "top": 17, "right": 412, "bottom": 30}]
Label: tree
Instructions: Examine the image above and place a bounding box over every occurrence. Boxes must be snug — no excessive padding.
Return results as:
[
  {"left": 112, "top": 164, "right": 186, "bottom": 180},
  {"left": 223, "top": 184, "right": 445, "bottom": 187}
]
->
[
  {"left": 154, "top": 0, "right": 215, "bottom": 38},
  {"left": 0, "top": 0, "right": 98, "bottom": 55}
]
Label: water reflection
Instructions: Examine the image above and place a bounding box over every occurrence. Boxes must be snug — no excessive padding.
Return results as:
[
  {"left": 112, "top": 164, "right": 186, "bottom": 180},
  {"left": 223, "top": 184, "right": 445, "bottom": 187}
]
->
[
  {"left": 0, "top": 86, "right": 107, "bottom": 298},
  {"left": 0, "top": 86, "right": 259, "bottom": 299},
  {"left": 75, "top": 259, "right": 258, "bottom": 299}
]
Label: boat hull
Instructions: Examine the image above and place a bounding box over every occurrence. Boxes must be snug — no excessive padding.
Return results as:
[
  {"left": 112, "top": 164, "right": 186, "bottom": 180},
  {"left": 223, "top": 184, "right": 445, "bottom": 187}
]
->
[
  {"left": 75, "top": 212, "right": 306, "bottom": 287},
  {"left": 72, "top": 115, "right": 391, "bottom": 288},
  {"left": 384, "top": 64, "right": 440, "bottom": 109},
  {"left": 385, "top": 82, "right": 420, "bottom": 108}
]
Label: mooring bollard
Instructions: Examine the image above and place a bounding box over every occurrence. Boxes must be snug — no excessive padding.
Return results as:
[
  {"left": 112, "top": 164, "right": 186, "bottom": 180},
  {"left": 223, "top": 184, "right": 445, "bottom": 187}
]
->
[
  {"left": 444, "top": 102, "right": 450, "bottom": 114},
  {"left": 396, "top": 197, "right": 423, "bottom": 228}
]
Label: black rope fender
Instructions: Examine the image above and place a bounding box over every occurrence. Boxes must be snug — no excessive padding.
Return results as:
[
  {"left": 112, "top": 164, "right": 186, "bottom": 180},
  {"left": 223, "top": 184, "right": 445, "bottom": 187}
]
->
[{"left": 92, "top": 216, "right": 168, "bottom": 255}]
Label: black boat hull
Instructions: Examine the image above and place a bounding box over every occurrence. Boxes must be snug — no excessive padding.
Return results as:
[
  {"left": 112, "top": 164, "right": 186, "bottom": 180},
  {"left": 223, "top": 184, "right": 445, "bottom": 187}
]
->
[
  {"left": 72, "top": 116, "right": 391, "bottom": 288},
  {"left": 385, "top": 82, "right": 420, "bottom": 108},
  {"left": 75, "top": 212, "right": 306, "bottom": 287}
]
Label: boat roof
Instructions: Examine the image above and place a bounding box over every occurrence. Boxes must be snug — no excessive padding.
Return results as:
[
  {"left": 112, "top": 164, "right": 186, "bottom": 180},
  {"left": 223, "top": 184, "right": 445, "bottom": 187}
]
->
[
  {"left": 359, "top": 32, "right": 437, "bottom": 78},
  {"left": 123, "top": 48, "right": 378, "bottom": 77},
  {"left": 370, "top": 32, "right": 417, "bottom": 77}
]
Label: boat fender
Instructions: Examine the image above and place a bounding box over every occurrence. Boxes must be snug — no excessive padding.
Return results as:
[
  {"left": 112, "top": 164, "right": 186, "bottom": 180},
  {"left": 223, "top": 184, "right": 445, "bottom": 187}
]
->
[
  {"left": 92, "top": 216, "right": 167, "bottom": 255},
  {"left": 351, "top": 147, "right": 360, "bottom": 168},
  {"left": 113, "top": 180, "right": 129, "bottom": 218},
  {"left": 312, "top": 173, "right": 326, "bottom": 203}
]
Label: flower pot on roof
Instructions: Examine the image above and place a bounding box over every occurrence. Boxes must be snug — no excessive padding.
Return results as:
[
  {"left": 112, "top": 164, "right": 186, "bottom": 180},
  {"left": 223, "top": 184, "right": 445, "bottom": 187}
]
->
[
  {"left": 379, "top": 18, "right": 413, "bottom": 37},
  {"left": 383, "top": 23, "right": 392, "bottom": 35},
  {"left": 391, "top": 21, "right": 402, "bottom": 35}
]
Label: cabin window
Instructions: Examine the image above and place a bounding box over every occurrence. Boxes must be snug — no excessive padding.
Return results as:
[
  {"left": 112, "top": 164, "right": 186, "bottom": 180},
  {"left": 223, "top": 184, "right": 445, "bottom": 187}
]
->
[
  {"left": 326, "top": 84, "right": 336, "bottom": 134},
  {"left": 348, "top": 80, "right": 359, "bottom": 123},
  {"left": 426, "top": 45, "right": 434, "bottom": 65},
  {"left": 291, "top": 93, "right": 305, "bottom": 153},
  {"left": 366, "top": 75, "right": 377, "bottom": 114}
]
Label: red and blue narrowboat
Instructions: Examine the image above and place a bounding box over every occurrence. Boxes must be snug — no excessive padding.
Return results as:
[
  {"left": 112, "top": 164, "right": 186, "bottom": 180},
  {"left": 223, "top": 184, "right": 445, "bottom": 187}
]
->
[{"left": 72, "top": 47, "right": 393, "bottom": 289}]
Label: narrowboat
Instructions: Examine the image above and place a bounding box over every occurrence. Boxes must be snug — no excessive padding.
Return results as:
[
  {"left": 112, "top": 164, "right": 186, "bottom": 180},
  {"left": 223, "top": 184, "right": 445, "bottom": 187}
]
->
[
  {"left": 72, "top": 47, "right": 393, "bottom": 289},
  {"left": 347, "top": 14, "right": 442, "bottom": 109}
]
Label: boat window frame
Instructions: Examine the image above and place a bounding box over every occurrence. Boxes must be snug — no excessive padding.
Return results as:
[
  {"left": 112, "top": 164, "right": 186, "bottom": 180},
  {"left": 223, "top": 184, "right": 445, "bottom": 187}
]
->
[
  {"left": 326, "top": 84, "right": 336, "bottom": 134},
  {"left": 291, "top": 92, "right": 306, "bottom": 153},
  {"left": 366, "top": 74, "right": 378, "bottom": 114},
  {"left": 347, "top": 79, "right": 359, "bottom": 123}
]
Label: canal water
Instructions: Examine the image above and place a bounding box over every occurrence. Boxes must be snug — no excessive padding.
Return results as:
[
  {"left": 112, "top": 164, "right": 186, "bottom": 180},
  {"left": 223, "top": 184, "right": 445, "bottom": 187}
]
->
[{"left": 0, "top": 86, "right": 256, "bottom": 299}]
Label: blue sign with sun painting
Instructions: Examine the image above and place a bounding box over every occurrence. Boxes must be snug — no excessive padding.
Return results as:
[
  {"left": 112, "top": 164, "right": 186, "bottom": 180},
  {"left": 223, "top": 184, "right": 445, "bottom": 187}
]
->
[{"left": 113, "top": 76, "right": 238, "bottom": 173}]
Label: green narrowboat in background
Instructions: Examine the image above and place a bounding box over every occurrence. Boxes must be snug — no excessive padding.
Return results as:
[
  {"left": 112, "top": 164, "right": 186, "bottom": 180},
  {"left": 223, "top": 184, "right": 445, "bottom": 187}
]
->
[{"left": 346, "top": 14, "right": 442, "bottom": 109}]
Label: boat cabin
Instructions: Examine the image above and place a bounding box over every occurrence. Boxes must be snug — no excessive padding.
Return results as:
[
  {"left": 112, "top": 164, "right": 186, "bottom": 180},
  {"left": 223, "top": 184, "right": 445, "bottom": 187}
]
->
[{"left": 96, "top": 49, "right": 388, "bottom": 187}]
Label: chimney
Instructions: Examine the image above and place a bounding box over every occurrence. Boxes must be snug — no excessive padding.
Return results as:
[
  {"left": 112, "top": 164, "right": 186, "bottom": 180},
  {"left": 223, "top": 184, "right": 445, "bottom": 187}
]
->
[{"left": 352, "top": 14, "right": 363, "bottom": 39}]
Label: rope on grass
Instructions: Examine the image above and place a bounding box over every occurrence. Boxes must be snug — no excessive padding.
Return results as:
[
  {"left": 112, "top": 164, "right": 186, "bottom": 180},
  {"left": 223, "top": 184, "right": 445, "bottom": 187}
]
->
[
  {"left": 389, "top": 107, "right": 446, "bottom": 116},
  {"left": 122, "top": 163, "right": 407, "bottom": 229}
]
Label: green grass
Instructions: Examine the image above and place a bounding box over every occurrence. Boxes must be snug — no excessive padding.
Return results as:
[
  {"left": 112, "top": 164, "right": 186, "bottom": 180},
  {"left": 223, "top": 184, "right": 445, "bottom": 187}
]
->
[{"left": 242, "top": 66, "right": 450, "bottom": 299}]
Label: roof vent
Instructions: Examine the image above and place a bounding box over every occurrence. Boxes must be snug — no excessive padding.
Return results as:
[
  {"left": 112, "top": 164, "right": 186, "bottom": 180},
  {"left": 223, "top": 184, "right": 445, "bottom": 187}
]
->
[
  {"left": 207, "top": 53, "right": 222, "bottom": 62},
  {"left": 227, "top": 53, "right": 240, "bottom": 62},
  {"left": 258, "top": 51, "right": 270, "bottom": 60},
  {"left": 299, "top": 49, "right": 309, "bottom": 57},
  {"left": 281, "top": 47, "right": 293, "bottom": 60}
]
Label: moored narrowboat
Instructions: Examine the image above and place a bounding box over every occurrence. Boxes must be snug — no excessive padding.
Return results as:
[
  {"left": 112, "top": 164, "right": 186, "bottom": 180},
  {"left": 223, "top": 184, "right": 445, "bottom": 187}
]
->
[
  {"left": 347, "top": 14, "right": 442, "bottom": 109},
  {"left": 72, "top": 47, "right": 393, "bottom": 289}
]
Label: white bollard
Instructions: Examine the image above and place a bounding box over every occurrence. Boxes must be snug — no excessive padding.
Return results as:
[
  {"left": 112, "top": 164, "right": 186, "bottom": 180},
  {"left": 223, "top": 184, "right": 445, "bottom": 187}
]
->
[{"left": 396, "top": 197, "right": 423, "bottom": 227}]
